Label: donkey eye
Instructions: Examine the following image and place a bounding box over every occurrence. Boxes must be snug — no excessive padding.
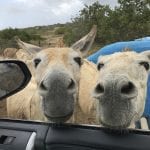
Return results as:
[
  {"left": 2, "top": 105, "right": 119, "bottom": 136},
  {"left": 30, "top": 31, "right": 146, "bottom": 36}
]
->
[
  {"left": 34, "top": 58, "right": 41, "bottom": 68},
  {"left": 97, "top": 63, "right": 104, "bottom": 70},
  {"left": 74, "top": 57, "right": 83, "bottom": 66},
  {"left": 139, "top": 61, "right": 149, "bottom": 71}
]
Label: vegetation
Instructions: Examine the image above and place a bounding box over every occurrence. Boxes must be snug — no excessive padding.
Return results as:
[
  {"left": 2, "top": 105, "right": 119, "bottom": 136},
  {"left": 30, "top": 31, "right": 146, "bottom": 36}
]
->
[
  {"left": 0, "top": 28, "right": 43, "bottom": 51},
  {"left": 0, "top": 0, "right": 149, "bottom": 54},
  {"left": 55, "top": 27, "right": 66, "bottom": 35},
  {"left": 63, "top": 0, "right": 150, "bottom": 49}
]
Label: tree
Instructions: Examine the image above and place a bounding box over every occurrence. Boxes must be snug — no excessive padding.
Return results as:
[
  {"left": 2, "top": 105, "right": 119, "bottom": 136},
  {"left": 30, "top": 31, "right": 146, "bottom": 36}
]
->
[{"left": 64, "top": 0, "right": 150, "bottom": 48}]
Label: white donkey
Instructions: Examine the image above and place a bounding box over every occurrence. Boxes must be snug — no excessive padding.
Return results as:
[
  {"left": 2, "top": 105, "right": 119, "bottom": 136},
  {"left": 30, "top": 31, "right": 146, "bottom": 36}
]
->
[
  {"left": 92, "top": 50, "right": 150, "bottom": 129},
  {"left": 7, "top": 26, "right": 98, "bottom": 124}
]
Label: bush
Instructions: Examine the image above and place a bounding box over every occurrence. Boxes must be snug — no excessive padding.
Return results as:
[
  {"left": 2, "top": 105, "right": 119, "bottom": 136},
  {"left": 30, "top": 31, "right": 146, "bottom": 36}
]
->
[
  {"left": 0, "top": 28, "right": 44, "bottom": 51},
  {"left": 64, "top": 1, "right": 150, "bottom": 48},
  {"left": 0, "top": 28, "right": 43, "bottom": 42},
  {"left": 55, "top": 27, "right": 66, "bottom": 35}
]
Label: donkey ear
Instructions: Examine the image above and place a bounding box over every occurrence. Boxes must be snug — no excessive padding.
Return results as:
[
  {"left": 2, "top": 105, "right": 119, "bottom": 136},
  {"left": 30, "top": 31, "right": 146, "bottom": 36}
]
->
[
  {"left": 140, "top": 50, "right": 150, "bottom": 61},
  {"left": 71, "top": 25, "right": 97, "bottom": 57},
  {"left": 15, "top": 37, "right": 42, "bottom": 57}
]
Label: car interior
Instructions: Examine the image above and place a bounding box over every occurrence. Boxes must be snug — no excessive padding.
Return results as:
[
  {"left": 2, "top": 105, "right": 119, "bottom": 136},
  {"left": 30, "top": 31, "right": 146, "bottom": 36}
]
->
[{"left": 0, "top": 60, "right": 150, "bottom": 150}]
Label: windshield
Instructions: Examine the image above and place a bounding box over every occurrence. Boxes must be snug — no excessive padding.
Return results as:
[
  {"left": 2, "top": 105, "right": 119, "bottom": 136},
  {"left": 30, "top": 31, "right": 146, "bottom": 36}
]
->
[{"left": 0, "top": 0, "right": 150, "bottom": 131}]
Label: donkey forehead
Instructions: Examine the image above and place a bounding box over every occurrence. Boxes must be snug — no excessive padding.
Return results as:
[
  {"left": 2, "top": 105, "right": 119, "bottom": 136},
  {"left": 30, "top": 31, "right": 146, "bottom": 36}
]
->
[
  {"left": 35, "top": 48, "right": 80, "bottom": 60},
  {"left": 99, "top": 52, "right": 147, "bottom": 64}
]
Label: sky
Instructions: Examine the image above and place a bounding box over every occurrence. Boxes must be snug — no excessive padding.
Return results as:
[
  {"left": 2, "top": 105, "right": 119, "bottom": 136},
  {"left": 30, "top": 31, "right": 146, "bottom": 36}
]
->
[{"left": 0, "top": 0, "right": 118, "bottom": 30}]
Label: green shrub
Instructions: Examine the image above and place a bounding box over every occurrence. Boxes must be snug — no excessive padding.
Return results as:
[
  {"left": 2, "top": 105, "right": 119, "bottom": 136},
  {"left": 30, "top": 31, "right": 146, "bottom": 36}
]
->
[{"left": 55, "top": 27, "right": 66, "bottom": 35}]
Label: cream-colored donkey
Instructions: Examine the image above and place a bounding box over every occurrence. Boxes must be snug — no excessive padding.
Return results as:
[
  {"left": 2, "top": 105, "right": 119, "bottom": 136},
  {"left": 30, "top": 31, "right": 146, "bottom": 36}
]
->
[
  {"left": 92, "top": 50, "right": 150, "bottom": 129},
  {"left": 7, "top": 26, "right": 98, "bottom": 124}
]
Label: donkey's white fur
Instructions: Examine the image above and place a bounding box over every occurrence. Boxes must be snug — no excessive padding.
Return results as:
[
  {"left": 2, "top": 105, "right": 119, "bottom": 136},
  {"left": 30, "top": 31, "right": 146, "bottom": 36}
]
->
[{"left": 93, "top": 51, "right": 150, "bottom": 129}]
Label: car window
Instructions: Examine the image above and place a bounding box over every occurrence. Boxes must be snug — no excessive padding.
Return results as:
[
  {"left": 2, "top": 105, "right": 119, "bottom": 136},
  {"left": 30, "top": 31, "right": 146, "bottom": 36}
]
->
[{"left": 0, "top": 0, "right": 150, "bottom": 131}]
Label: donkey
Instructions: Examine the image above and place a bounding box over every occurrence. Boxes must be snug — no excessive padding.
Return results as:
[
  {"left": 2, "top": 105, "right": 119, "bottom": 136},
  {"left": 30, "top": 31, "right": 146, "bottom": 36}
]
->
[
  {"left": 92, "top": 50, "right": 150, "bottom": 129},
  {"left": 7, "top": 26, "right": 98, "bottom": 123}
]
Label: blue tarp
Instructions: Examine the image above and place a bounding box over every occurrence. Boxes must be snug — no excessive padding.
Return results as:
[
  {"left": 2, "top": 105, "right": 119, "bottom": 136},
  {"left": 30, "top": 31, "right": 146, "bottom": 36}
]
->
[{"left": 87, "top": 37, "right": 150, "bottom": 117}]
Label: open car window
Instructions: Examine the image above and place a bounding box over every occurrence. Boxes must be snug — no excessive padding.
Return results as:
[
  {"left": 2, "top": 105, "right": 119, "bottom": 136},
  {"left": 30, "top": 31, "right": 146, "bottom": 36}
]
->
[
  {"left": 0, "top": 0, "right": 149, "bottom": 138},
  {"left": 0, "top": 1, "right": 150, "bottom": 150}
]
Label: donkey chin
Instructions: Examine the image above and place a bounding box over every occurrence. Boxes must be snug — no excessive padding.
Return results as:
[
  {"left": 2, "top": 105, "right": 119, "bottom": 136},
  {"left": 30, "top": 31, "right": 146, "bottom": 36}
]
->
[
  {"left": 99, "top": 104, "right": 140, "bottom": 130},
  {"left": 44, "top": 111, "right": 74, "bottom": 123}
]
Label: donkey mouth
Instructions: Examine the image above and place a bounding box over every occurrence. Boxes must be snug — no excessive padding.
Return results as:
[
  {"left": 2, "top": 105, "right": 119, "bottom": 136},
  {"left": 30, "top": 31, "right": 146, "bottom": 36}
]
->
[
  {"left": 44, "top": 111, "right": 73, "bottom": 123},
  {"left": 100, "top": 120, "right": 131, "bottom": 129}
]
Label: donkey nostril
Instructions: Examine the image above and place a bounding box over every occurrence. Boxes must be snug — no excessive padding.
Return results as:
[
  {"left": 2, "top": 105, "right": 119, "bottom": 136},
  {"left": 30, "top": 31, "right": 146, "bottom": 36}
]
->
[
  {"left": 68, "top": 79, "right": 75, "bottom": 90},
  {"left": 121, "top": 81, "right": 135, "bottom": 94},
  {"left": 40, "top": 81, "right": 47, "bottom": 90},
  {"left": 95, "top": 84, "right": 104, "bottom": 94}
]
